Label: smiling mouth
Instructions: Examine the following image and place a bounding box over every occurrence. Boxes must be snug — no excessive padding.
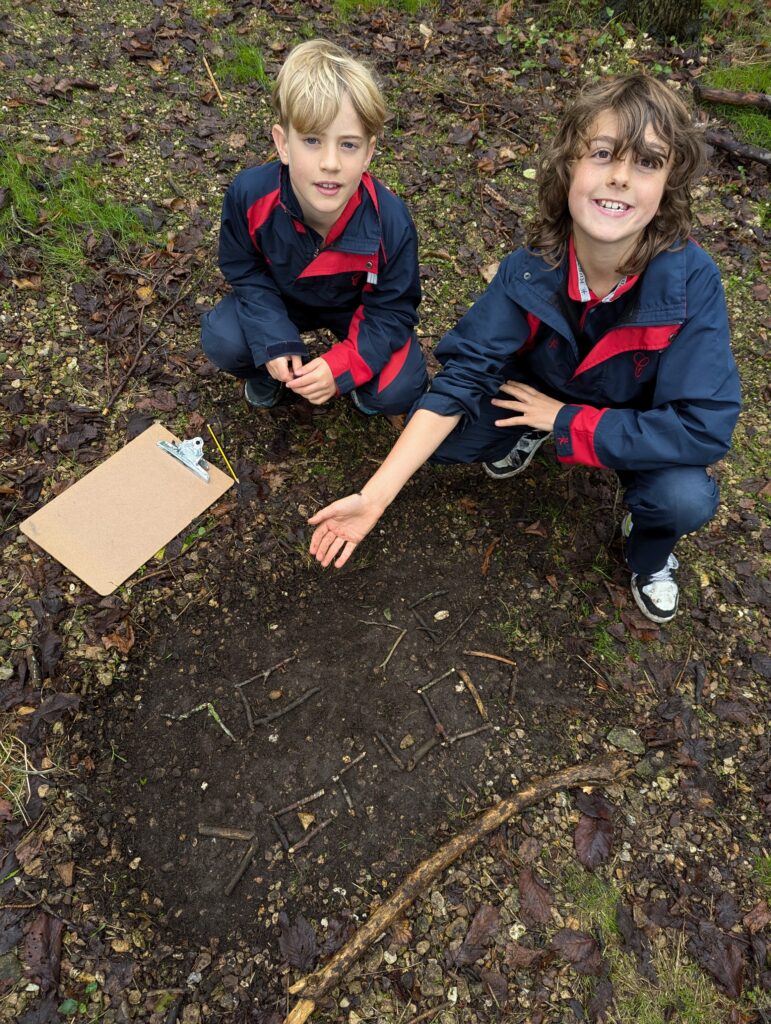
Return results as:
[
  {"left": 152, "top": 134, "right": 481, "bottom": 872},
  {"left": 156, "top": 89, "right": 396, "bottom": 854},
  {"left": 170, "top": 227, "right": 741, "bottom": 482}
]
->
[
  {"left": 594, "top": 199, "right": 631, "bottom": 212},
  {"left": 315, "top": 182, "right": 342, "bottom": 193}
]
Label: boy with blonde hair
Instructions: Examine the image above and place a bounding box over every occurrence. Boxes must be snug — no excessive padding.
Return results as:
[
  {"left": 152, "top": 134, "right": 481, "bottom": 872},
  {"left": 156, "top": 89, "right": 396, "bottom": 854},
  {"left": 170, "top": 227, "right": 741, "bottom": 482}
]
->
[
  {"left": 309, "top": 75, "right": 740, "bottom": 625},
  {"left": 202, "top": 39, "right": 426, "bottom": 415}
]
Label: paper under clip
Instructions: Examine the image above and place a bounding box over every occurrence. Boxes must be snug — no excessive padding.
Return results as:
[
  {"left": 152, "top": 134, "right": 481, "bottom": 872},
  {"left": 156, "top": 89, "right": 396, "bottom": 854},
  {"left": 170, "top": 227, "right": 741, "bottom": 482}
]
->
[{"left": 157, "top": 436, "right": 210, "bottom": 482}]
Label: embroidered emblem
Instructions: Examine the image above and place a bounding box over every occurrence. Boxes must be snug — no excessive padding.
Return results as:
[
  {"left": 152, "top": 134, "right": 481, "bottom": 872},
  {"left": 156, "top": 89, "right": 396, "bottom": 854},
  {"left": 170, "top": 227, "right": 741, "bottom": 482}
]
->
[
  {"left": 351, "top": 273, "right": 363, "bottom": 286},
  {"left": 633, "top": 353, "right": 650, "bottom": 379},
  {"left": 549, "top": 338, "right": 558, "bottom": 350}
]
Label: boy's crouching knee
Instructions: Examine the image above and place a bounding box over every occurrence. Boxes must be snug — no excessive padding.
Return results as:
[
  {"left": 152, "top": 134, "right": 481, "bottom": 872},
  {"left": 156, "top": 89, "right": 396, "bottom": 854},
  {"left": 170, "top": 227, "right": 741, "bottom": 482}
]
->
[{"left": 200, "top": 295, "right": 254, "bottom": 375}]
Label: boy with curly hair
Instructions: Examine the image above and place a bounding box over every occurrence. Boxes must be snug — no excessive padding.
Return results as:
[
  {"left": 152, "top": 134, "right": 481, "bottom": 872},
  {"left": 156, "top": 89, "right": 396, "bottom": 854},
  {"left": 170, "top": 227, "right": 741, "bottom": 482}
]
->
[{"left": 309, "top": 75, "right": 740, "bottom": 625}]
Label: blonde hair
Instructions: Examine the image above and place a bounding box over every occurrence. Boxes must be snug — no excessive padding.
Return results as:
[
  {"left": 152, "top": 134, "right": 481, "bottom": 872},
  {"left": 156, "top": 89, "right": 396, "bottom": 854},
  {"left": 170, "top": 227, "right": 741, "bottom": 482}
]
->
[
  {"left": 527, "top": 75, "right": 705, "bottom": 275},
  {"left": 272, "top": 39, "right": 385, "bottom": 139}
]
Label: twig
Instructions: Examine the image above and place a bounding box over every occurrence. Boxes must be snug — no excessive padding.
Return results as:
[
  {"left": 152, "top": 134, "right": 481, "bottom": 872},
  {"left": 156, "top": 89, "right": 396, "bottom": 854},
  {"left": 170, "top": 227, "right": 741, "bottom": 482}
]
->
[
  {"left": 284, "top": 754, "right": 631, "bottom": 1022},
  {"left": 463, "top": 649, "right": 517, "bottom": 667},
  {"left": 237, "top": 688, "right": 254, "bottom": 732},
  {"left": 224, "top": 837, "right": 260, "bottom": 896},
  {"left": 673, "top": 641, "right": 693, "bottom": 693},
  {"left": 235, "top": 656, "right": 295, "bottom": 688},
  {"left": 419, "top": 691, "right": 447, "bottom": 740},
  {"left": 376, "top": 628, "right": 407, "bottom": 671},
  {"left": 103, "top": 280, "right": 198, "bottom": 412},
  {"left": 165, "top": 702, "right": 235, "bottom": 741},
  {"left": 374, "top": 732, "right": 405, "bottom": 770},
  {"left": 253, "top": 687, "right": 320, "bottom": 727},
  {"left": 334, "top": 751, "right": 367, "bottom": 778},
  {"left": 694, "top": 85, "right": 771, "bottom": 111},
  {"left": 411, "top": 606, "right": 440, "bottom": 640},
  {"left": 573, "top": 653, "right": 607, "bottom": 683},
  {"left": 408, "top": 589, "right": 448, "bottom": 610},
  {"left": 408, "top": 1002, "right": 453, "bottom": 1024},
  {"left": 457, "top": 669, "right": 488, "bottom": 721},
  {"left": 202, "top": 53, "right": 225, "bottom": 104},
  {"left": 206, "top": 422, "right": 239, "bottom": 483},
  {"left": 436, "top": 605, "right": 480, "bottom": 650},
  {"left": 198, "top": 825, "right": 254, "bottom": 841},
  {"left": 447, "top": 723, "right": 494, "bottom": 746},
  {"left": 416, "top": 667, "right": 455, "bottom": 693},
  {"left": 269, "top": 815, "right": 290, "bottom": 850},
  {"left": 407, "top": 736, "right": 440, "bottom": 772},
  {"left": 274, "top": 788, "right": 326, "bottom": 818},
  {"left": 288, "top": 817, "right": 332, "bottom": 855},
  {"left": 335, "top": 777, "right": 354, "bottom": 813}
]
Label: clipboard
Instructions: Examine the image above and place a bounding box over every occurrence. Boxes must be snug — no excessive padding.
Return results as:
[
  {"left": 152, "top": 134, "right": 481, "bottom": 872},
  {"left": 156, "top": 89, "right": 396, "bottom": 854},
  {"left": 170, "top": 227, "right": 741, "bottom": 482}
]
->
[{"left": 20, "top": 422, "right": 235, "bottom": 595}]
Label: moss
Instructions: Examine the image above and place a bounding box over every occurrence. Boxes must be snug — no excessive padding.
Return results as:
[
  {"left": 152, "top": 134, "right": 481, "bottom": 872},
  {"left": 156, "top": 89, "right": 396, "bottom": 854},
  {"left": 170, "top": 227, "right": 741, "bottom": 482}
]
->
[
  {"left": 701, "top": 61, "right": 771, "bottom": 150},
  {"left": 214, "top": 40, "right": 270, "bottom": 86},
  {"left": 0, "top": 149, "right": 147, "bottom": 278}
]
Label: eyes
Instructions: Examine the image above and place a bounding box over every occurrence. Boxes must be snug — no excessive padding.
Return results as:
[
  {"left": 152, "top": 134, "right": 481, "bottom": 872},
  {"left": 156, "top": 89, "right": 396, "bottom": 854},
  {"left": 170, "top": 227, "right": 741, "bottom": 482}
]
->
[
  {"left": 302, "top": 136, "right": 360, "bottom": 152},
  {"left": 589, "top": 146, "right": 666, "bottom": 170}
]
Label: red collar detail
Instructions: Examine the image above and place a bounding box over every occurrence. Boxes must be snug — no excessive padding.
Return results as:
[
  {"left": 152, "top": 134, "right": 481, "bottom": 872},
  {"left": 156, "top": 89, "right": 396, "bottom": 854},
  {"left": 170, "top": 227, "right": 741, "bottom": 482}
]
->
[{"left": 567, "top": 236, "right": 639, "bottom": 306}]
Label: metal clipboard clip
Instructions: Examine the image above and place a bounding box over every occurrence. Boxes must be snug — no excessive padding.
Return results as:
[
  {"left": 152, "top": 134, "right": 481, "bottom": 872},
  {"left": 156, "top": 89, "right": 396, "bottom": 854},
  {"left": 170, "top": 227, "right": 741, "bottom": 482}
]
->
[{"left": 157, "top": 436, "right": 210, "bottom": 482}]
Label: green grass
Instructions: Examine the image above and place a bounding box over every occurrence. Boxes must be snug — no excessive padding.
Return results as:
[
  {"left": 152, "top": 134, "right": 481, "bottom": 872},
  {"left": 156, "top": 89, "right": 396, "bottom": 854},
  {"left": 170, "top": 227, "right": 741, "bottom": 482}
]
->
[
  {"left": 214, "top": 41, "right": 269, "bottom": 86},
  {"left": 754, "top": 854, "right": 771, "bottom": 898},
  {"left": 562, "top": 869, "right": 737, "bottom": 1023},
  {"left": 703, "top": 0, "right": 771, "bottom": 48},
  {"left": 334, "top": 0, "right": 425, "bottom": 18},
  {"left": 701, "top": 60, "right": 771, "bottom": 149},
  {"left": 0, "top": 149, "right": 146, "bottom": 278}
]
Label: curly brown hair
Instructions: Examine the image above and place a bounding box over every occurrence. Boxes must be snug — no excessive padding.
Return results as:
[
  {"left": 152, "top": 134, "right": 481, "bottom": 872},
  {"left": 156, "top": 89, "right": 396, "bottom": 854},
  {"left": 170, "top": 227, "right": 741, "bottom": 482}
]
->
[{"left": 526, "top": 75, "right": 704, "bottom": 276}]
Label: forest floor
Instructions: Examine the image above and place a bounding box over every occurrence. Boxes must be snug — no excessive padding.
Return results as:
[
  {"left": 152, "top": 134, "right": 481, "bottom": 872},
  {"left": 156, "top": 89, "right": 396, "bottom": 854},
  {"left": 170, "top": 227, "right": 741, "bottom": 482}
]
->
[{"left": 0, "top": 1, "right": 769, "bottom": 1022}]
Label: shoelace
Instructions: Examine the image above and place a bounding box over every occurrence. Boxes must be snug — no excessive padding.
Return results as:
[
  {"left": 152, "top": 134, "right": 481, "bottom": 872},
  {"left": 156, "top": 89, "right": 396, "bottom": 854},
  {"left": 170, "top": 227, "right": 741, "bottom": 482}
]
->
[{"left": 645, "top": 553, "right": 679, "bottom": 583}]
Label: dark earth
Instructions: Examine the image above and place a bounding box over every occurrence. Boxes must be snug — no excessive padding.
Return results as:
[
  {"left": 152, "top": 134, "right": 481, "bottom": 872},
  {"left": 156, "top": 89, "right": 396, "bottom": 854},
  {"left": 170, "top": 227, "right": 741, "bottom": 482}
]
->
[{"left": 1, "top": 0, "right": 769, "bottom": 1021}]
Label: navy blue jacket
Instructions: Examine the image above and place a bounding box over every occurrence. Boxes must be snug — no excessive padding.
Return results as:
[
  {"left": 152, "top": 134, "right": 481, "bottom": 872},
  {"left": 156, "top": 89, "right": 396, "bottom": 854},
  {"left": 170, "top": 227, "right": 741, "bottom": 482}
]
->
[
  {"left": 419, "top": 240, "right": 740, "bottom": 471},
  {"left": 217, "top": 161, "right": 421, "bottom": 395}
]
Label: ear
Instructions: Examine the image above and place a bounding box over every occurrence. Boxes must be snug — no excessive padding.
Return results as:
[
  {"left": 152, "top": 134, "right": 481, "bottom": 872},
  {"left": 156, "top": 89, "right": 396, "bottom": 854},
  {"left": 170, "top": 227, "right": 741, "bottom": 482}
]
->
[
  {"left": 272, "top": 124, "right": 289, "bottom": 165},
  {"left": 363, "top": 135, "right": 376, "bottom": 171}
]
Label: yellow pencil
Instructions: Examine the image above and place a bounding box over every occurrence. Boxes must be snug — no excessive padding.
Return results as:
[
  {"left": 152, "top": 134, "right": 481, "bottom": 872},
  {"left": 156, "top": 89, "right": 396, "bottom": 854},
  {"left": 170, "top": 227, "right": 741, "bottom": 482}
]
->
[{"left": 206, "top": 423, "right": 239, "bottom": 483}]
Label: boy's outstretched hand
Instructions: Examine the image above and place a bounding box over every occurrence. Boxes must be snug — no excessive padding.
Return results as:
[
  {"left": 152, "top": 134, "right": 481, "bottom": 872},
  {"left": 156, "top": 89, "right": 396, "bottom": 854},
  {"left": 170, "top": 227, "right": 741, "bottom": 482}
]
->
[
  {"left": 308, "top": 492, "right": 385, "bottom": 568},
  {"left": 491, "top": 381, "right": 565, "bottom": 432}
]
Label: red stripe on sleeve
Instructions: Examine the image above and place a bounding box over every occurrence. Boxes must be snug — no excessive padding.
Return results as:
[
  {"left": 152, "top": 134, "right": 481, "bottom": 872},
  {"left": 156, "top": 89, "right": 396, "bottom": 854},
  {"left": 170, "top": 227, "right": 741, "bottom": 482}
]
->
[
  {"left": 558, "top": 406, "right": 608, "bottom": 468},
  {"left": 320, "top": 306, "right": 373, "bottom": 386},
  {"left": 376, "top": 337, "right": 411, "bottom": 393}
]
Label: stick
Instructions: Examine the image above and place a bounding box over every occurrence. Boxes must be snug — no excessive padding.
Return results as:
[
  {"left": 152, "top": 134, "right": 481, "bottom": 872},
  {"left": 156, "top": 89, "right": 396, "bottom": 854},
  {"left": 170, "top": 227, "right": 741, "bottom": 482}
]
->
[
  {"left": 374, "top": 732, "right": 405, "bottom": 770},
  {"left": 198, "top": 825, "right": 254, "bottom": 841},
  {"left": 706, "top": 130, "right": 771, "bottom": 168},
  {"left": 406, "top": 735, "right": 440, "bottom": 772},
  {"left": 447, "top": 723, "right": 494, "bottom": 745},
  {"left": 694, "top": 85, "right": 771, "bottom": 112},
  {"left": 411, "top": 607, "right": 439, "bottom": 641},
  {"left": 436, "top": 606, "right": 479, "bottom": 650},
  {"left": 103, "top": 281, "right": 197, "bottom": 412},
  {"left": 463, "top": 649, "right": 517, "bottom": 667},
  {"left": 376, "top": 628, "right": 406, "bottom": 671},
  {"left": 419, "top": 691, "right": 447, "bottom": 740},
  {"left": 235, "top": 656, "right": 295, "bottom": 688},
  {"left": 237, "top": 688, "right": 254, "bottom": 733},
  {"left": 274, "top": 788, "right": 326, "bottom": 818},
  {"left": 408, "top": 589, "right": 448, "bottom": 610},
  {"left": 283, "top": 754, "right": 630, "bottom": 1021},
  {"left": 288, "top": 817, "right": 332, "bottom": 856},
  {"left": 224, "top": 837, "right": 260, "bottom": 896},
  {"left": 202, "top": 54, "right": 225, "bottom": 104},
  {"left": 416, "top": 667, "right": 455, "bottom": 693},
  {"left": 269, "top": 815, "right": 290, "bottom": 850},
  {"left": 457, "top": 669, "right": 488, "bottom": 721},
  {"left": 254, "top": 687, "right": 320, "bottom": 727}
]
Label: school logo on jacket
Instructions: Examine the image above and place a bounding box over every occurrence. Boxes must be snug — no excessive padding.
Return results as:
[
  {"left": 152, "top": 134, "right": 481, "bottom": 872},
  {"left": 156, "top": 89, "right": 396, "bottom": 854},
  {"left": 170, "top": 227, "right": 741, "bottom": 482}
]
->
[{"left": 633, "top": 353, "right": 650, "bottom": 379}]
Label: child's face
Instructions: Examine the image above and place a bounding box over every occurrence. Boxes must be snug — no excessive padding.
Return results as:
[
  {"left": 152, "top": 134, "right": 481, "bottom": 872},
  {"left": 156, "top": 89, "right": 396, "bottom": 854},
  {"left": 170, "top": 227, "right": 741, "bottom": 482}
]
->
[
  {"left": 568, "top": 110, "right": 671, "bottom": 266},
  {"left": 272, "top": 93, "right": 376, "bottom": 238}
]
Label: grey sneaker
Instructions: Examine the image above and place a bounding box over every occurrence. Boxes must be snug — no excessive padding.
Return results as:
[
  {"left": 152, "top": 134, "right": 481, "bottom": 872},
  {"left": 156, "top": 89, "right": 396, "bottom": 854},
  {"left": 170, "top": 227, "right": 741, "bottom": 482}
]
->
[
  {"left": 244, "top": 377, "right": 281, "bottom": 409},
  {"left": 622, "top": 515, "right": 679, "bottom": 623},
  {"left": 483, "top": 430, "right": 551, "bottom": 479}
]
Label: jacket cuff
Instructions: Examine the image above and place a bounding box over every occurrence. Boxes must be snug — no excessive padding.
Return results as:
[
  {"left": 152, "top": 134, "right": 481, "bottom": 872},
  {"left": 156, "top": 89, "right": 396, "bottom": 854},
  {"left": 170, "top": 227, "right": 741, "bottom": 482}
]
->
[
  {"left": 265, "top": 339, "right": 307, "bottom": 359},
  {"left": 321, "top": 345, "right": 372, "bottom": 392},
  {"left": 554, "top": 405, "right": 607, "bottom": 468}
]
